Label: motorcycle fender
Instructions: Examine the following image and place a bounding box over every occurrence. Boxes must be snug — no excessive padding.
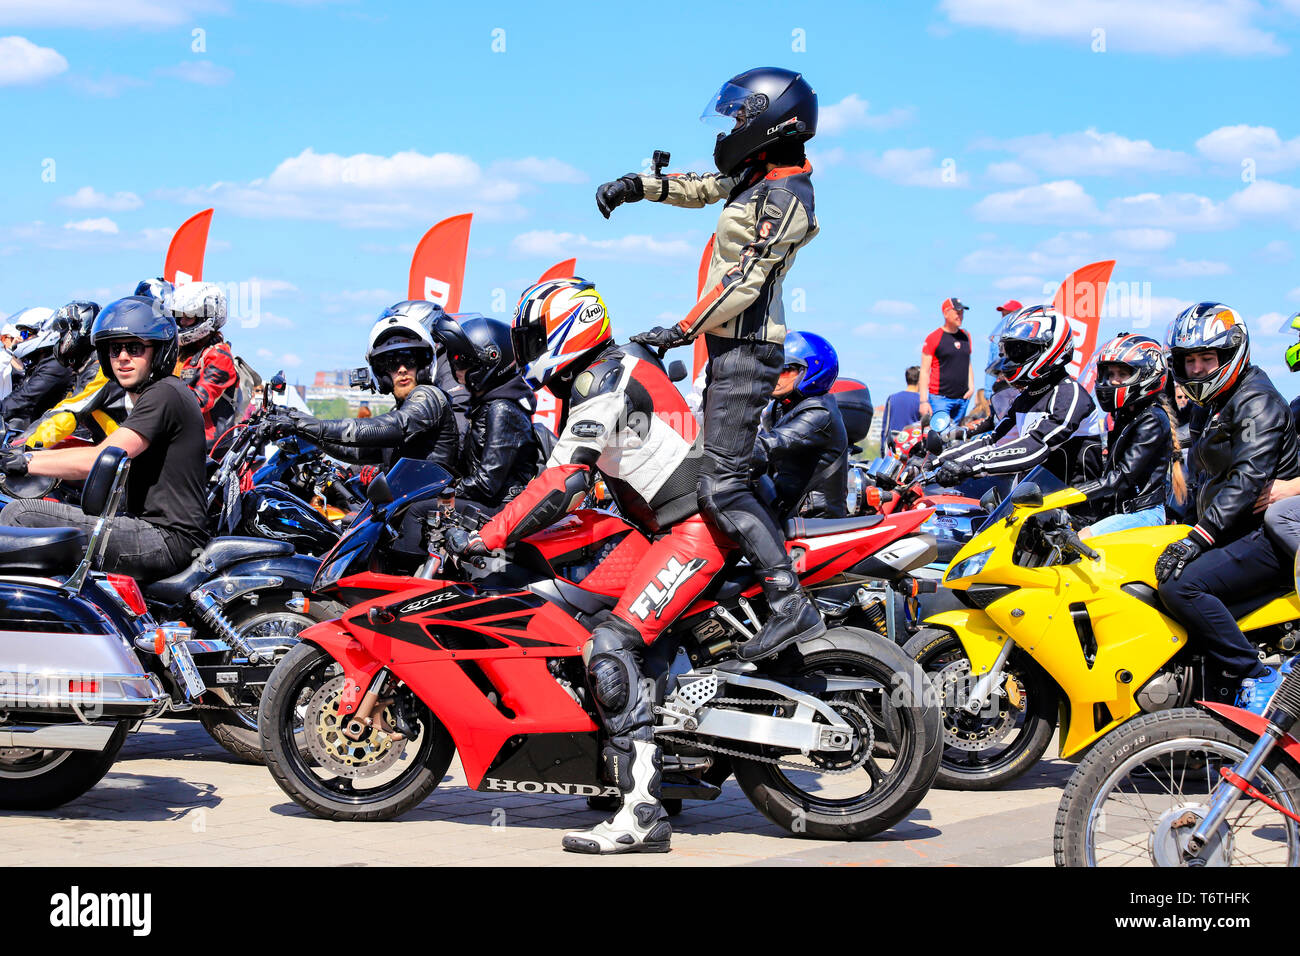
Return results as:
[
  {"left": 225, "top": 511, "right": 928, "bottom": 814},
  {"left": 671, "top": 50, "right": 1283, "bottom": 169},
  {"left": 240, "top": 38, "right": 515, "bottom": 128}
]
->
[
  {"left": 220, "top": 555, "right": 321, "bottom": 594},
  {"left": 922, "top": 609, "right": 1008, "bottom": 676},
  {"left": 1199, "top": 701, "right": 1300, "bottom": 766},
  {"left": 299, "top": 620, "right": 384, "bottom": 717}
]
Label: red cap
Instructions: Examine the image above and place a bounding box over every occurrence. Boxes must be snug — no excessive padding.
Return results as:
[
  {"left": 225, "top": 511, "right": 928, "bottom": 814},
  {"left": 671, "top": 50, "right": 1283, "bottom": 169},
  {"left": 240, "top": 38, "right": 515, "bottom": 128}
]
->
[
  {"left": 941, "top": 297, "right": 968, "bottom": 314},
  {"left": 996, "top": 299, "right": 1022, "bottom": 315}
]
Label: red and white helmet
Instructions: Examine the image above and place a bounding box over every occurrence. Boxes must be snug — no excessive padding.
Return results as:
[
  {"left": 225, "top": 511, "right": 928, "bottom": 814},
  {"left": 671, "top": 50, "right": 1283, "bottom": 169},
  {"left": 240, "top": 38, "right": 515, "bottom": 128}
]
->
[
  {"left": 1166, "top": 302, "right": 1249, "bottom": 406},
  {"left": 991, "top": 304, "right": 1074, "bottom": 387},
  {"left": 170, "top": 281, "right": 228, "bottom": 346},
  {"left": 1092, "top": 333, "right": 1168, "bottom": 414},
  {"left": 511, "top": 277, "right": 612, "bottom": 390}
]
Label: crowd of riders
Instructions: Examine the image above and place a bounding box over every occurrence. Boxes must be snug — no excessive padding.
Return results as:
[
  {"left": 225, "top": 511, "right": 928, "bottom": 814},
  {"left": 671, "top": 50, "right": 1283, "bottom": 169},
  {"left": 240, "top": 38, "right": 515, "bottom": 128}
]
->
[{"left": 4, "top": 64, "right": 1300, "bottom": 856}]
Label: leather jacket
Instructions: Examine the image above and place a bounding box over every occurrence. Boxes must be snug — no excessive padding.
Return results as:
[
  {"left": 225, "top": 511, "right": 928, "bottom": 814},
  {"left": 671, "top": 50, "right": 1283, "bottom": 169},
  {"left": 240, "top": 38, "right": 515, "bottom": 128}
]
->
[
  {"left": 455, "top": 376, "right": 538, "bottom": 506},
  {"left": 756, "top": 391, "right": 848, "bottom": 518},
  {"left": 1187, "top": 365, "right": 1300, "bottom": 546},
  {"left": 1076, "top": 397, "right": 1171, "bottom": 515},
  {"left": 0, "top": 353, "right": 73, "bottom": 432},
  {"left": 312, "top": 383, "right": 458, "bottom": 471}
]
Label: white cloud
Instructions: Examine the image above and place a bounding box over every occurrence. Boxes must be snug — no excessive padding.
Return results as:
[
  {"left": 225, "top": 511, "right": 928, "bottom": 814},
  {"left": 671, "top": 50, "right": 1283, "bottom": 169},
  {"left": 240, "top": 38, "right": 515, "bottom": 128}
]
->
[
  {"left": 0, "top": 0, "right": 226, "bottom": 28},
  {"left": 992, "top": 128, "right": 1194, "bottom": 176},
  {"left": 511, "top": 230, "right": 695, "bottom": 260},
  {"left": 158, "top": 147, "right": 580, "bottom": 228},
  {"left": 1110, "top": 228, "right": 1176, "bottom": 251},
  {"left": 1225, "top": 179, "right": 1300, "bottom": 220},
  {"left": 0, "top": 36, "right": 67, "bottom": 86},
  {"left": 870, "top": 300, "right": 918, "bottom": 316},
  {"left": 157, "top": 60, "right": 233, "bottom": 86},
  {"left": 1197, "top": 124, "right": 1300, "bottom": 173},
  {"left": 58, "top": 186, "right": 143, "bottom": 211},
  {"left": 818, "top": 94, "right": 913, "bottom": 135},
  {"left": 255, "top": 348, "right": 274, "bottom": 359},
  {"left": 940, "top": 0, "right": 1287, "bottom": 55},
  {"left": 281, "top": 352, "right": 302, "bottom": 368},
  {"left": 1154, "top": 258, "right": 1231, "bottom": 278},
  {"left": 1260, "top": 239, "right": 1292, "bottom": 263},
  {"left": 1104, "top": 191, "right": 1229, "bottom": 230},
  {"left": 1289, "top": 286, "right": 1300, "bottom": 301},
  {"left": 63, "top": 217, "right": 118, "bottom": 234},
  {"left": 985, "top": 161, "right": 1038, "bottom": 185},
  {"left": 334, "top": 288, "right": 400, "bottom": 304},
  {"left": 959, "top": 231, "right": 1098, "bottom": 277},
  {"left": 993, "top": 275, "right": 1043, "bottom": 290},
  {"left": 68, "top": 71, "right": 146, "bottom": 97},
  {"left": 860, "top": 148, "right": 969, "bottom": 187},
  {"left": 1255, "top": 311, "right": 1293, "bottom": 338},
  {"left": 246, "top": 277, "right": 298, "bottom": 298},
  {"left": 973, "top": 180, "right": 1100, "bottom": 223}
]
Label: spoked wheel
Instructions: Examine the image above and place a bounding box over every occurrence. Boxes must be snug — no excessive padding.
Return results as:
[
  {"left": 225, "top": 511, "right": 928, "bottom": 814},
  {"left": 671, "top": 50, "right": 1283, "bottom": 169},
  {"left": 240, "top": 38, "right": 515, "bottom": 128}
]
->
[
  {"left": 259, "top": 642, "right": 455, "bottom": 821},
  {"left": 903, "top": 628, "right": 1056, "bottom": 790},
  {"left": 0, "top": 722, "right": 130, "bottom": 810},
  {"left": 1055, "top": 708, "right": 1300, "bottom": 867},
  {"left": 731, "top": 628, "right": 941, "bottom": 840},
  {"left": 197, "top": 596, "right": 346, "bottom": 764}
]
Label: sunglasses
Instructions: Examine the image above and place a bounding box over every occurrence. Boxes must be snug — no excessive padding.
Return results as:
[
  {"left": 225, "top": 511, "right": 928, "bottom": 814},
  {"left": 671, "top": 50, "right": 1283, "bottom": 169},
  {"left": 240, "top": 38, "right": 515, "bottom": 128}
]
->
[
  {"left": 378, "top": 350, "right": 424, "bottom": 373},
  {"left": 106, "top": 341, "right": 151, "bottom": 358}
]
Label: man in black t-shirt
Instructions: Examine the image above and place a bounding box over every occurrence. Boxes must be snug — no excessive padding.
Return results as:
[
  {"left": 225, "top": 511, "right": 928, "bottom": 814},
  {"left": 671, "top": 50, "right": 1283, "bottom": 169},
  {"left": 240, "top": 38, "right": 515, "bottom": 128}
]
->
[
  {"left": 0, "top": 296, "right": 207, "bottom": 581},
  {"left": 919, "top": 297, "right": 974, "bottom": 423}
]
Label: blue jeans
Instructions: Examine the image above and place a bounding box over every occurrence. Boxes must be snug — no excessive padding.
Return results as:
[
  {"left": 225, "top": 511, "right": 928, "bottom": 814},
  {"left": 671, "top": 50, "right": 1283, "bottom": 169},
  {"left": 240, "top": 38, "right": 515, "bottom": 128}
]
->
[
  {"left": 1084, "top": 504, "right": 1165, "bottom": 536},
  {"left": 927, "top": 394, "right": 968, "bottom": 422}
]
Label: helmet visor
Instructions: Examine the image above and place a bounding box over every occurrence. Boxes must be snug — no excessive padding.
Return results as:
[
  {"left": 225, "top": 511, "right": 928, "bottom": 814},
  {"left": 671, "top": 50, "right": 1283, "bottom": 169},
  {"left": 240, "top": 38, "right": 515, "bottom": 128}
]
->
[
  {"left": 510, "top": 320, "right": 548, "bottom": 369},
  {"left": 701, "top": 81, "right": 768, "bottom": 134},
  {"left": 1001, "top": 339, "right": 1041, "bottom": 365},
  {"left": 1097, "top": 361, "right": 1140, "bottom": 387}
]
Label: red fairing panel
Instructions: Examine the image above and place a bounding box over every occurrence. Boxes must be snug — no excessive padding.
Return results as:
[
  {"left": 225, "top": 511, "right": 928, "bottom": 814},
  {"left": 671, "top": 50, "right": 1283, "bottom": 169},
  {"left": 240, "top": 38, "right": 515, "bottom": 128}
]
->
[
  {"left": 1200, "top": 701, "right": 1300, "bottom": 765},
  {"left": 788, "top": 508, "right": 935, "bottom": 588}
]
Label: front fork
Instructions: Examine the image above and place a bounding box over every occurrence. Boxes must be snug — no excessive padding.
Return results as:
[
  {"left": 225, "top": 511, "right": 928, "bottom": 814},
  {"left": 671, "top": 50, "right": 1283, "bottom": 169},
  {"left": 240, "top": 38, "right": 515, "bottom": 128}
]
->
[{"left": 963, "top": 637, "right": 1015, "bottom": 716}]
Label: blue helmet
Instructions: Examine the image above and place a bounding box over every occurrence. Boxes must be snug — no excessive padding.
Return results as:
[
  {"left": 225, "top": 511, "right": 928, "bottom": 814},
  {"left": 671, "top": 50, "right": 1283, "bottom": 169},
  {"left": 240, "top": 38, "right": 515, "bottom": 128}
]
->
[{"left": 782, "top": 330, "right": 838, "bottom": 396}]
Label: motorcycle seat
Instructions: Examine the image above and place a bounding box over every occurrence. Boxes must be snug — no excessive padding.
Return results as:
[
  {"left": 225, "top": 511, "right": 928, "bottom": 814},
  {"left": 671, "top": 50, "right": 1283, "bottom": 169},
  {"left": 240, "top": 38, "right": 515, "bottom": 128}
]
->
[
  {"left": 786, "top": 514, "right": 885, "bottom": 539},
  {"left": 0, "top": 526, "right": 87, "bottom": 576},
  {"left": 144, "top": 536, "right": 295, "bottom": 605}
]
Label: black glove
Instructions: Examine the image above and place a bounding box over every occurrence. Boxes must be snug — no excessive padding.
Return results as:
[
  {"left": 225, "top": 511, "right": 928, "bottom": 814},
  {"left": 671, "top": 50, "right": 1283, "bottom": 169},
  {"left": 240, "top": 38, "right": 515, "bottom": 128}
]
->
[
  {"left": 0, "top": 446, "right": 29, "bottom": 476},
  {"left": 444, "top": 527, "right": 489, "bottom": 558},
  {"left": 595, "top": 175, "right": 645, "bottom": 219},
  {"left": 630, "top": 325, "right": 689, "bottom": 352},
  {"left": 1154, "top": 534, "right": 1207, "bottom": 583},
  {"left": 935, "top": 460, "right": 974, "bottom": 487},
  {"left": 265, "top": 408, "right": 322, "bottom": 441}
]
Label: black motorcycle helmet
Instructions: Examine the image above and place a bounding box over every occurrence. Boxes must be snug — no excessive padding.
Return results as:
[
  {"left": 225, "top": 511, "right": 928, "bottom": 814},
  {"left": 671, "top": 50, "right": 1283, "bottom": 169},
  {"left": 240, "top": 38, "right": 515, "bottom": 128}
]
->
[
  {"left": 704, "top": 67, "right": 817, "bottom": 177},
  {"left": 432, "top": 313, "right": 518, "bottom": 395},
  {"left": 53, "top": 300, "right": 100, "bottom": 368},
  {"left": 91, "top": 296, "right": 179, "bottom": 386}
]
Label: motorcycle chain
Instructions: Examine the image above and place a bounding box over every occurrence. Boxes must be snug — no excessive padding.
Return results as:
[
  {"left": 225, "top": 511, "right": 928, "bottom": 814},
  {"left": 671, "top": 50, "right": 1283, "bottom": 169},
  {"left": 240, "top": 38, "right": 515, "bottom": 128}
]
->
[{"left": 658, "top": 699, "right": 874, "bottom": 776}]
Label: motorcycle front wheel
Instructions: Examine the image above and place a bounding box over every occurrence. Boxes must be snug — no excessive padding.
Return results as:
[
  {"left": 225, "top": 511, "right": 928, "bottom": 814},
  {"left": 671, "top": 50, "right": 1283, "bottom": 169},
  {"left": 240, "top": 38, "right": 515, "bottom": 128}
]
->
[
  {"left": 0, "top": 722, "right": 130, "bottom": 810},
  {"left": 260, "top": 642, "right": 455, "bottom": 821},
  {"left": 1055, "top": 708, "right": 1300, "bottom": 867},
  {"left": 731, "top": 628, "right": 942, "bottom": 840}
]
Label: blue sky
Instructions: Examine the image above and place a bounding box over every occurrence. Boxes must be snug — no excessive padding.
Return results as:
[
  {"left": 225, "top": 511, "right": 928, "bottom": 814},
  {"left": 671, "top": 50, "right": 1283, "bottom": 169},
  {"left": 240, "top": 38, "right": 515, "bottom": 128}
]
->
[{"left": 2, "top": 0, "right": 1299, "bottom": 403}]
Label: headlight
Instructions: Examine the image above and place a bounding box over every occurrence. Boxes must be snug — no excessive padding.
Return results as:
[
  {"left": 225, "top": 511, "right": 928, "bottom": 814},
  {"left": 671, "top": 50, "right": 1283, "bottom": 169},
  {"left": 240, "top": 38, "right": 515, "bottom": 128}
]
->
[{"left": 946, "top": 548, "right": 993, "bottom": 582}]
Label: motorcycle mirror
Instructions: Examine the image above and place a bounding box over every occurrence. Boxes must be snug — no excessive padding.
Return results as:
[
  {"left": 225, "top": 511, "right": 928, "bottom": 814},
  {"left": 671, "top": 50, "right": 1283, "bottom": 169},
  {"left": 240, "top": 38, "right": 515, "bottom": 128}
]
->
[
  {"left": 270, "top": 371, "right": 287, "bottom": 393},
  {"left": 924, "top": 430, "right": 946, "bottom": 455},
  {"left": 366, "top": 473, "right": 395, "bottom": 506},
  {"left": 667, "top": 359, "right": 687, "bottom": 383},
  {"left": 979, "top": 486, "right": 1002, "bottom": 512},
  {"left": 1010, "top": 482, "right": 1043, "bottom": 509}
]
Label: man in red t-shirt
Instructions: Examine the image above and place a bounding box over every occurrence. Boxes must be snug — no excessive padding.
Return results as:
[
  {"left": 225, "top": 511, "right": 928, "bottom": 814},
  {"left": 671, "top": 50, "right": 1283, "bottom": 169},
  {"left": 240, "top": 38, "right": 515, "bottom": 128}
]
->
[{"left": 918, "top": 297, "right": 973, "bottom": 422}]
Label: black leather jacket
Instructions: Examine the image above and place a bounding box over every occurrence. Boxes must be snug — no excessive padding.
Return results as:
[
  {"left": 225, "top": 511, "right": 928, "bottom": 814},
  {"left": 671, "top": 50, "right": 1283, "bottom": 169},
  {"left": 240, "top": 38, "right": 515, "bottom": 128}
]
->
[
  {"left": 756, "top": 391, "right": 848, "bottom": 518},
  {"left": 1187, "top": 365, "right": 1300, "bottom": 545},
  {"left": 455, "top": 376, "right": 539, "bottom": 506},
  {"left": 0, "top": 353, "right": 73, "bottom": 432},
  {"left": 1076, "top": 398, "right": 1171, "bottom": 516},
  {"left": 311, "top": 383, "right": 458, "bottom": 471}
]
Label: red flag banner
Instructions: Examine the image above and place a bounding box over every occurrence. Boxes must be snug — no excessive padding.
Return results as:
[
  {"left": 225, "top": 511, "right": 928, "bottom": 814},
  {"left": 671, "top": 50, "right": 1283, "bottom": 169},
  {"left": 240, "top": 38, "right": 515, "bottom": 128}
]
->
[
  {"left": 408, "top": 213, "right": 472, "bottom": 310},
  {"left": 1053, "top": 259, "right": 1116, "bottom": 380},
  {"left": 537, "top": 258, "right": 577, "bottom": 283},
  {"left": 164, "top": 209, "right": 213, "bottom": 285}
]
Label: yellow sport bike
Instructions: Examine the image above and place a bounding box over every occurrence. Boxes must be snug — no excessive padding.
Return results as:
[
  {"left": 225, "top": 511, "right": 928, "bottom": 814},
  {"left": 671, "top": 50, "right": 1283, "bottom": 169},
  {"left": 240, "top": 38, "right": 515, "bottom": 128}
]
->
[{"left": 903, "top": 466, "right": 1300, "bottom": 791}]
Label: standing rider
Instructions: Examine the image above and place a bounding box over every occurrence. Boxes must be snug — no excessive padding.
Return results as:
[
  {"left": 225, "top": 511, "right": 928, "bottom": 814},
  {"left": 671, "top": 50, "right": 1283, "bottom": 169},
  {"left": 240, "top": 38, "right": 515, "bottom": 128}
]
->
[
  {"left": 449, "top": 278, "right": 736, "bottom": 855},
  {"left": 601, "top": 67, "right": 823, "bottom": 661}
]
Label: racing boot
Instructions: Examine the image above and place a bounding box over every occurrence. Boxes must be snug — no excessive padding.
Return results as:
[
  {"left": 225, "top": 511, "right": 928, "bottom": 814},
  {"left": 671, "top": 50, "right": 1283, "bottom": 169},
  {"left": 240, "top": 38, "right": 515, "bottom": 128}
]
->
[
  {"left": 738, "top": 567, "right": 826, "bottom": 661},
  {"left": 562, "top": 735, "right": 671, "bottom": 854}
]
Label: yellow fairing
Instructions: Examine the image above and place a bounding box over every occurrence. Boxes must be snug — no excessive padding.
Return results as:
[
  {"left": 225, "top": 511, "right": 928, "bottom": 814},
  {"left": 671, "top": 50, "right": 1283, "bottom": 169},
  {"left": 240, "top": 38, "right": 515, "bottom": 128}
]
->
[
  {"left": 1238, "top": 593, "right": 1300, "bottom": 632},
  {"left": 923, "top": 610, "right": 1007, "bottom": 675}
]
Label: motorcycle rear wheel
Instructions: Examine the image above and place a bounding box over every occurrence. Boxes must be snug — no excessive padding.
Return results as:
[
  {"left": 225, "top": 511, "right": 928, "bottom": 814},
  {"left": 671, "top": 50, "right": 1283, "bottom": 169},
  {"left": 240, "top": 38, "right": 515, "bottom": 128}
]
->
[
  {"left": 0, "top": 722, "right": 130, "bottom": 810},
  {"left": 197, "top": 596, "right": 347, "bottom": 765},
  {"left": 260, "top": 642, "right": 455, "bottom": 821},
  {"left": 731, "top": 628, "right": 941, "bottom": 840},
  {"left": 1055, "top": 708, "right": 1300, "bottom": 867}
]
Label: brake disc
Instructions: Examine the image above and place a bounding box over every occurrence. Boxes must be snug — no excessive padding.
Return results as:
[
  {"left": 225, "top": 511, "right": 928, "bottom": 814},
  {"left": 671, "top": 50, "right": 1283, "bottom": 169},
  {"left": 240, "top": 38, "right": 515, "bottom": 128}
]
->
[
  {"left": 304, "top": 675, "right": 406, "bottom": 778},
  {"left": 936, "top": 659, "right": 1019, "bottom": 752}
]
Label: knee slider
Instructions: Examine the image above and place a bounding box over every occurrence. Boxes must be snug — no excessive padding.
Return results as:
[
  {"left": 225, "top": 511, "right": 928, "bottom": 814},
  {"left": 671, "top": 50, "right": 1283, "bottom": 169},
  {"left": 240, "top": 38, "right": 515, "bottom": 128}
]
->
[{"left": 589, "top": 654, "right": 631, "bottom": 714}]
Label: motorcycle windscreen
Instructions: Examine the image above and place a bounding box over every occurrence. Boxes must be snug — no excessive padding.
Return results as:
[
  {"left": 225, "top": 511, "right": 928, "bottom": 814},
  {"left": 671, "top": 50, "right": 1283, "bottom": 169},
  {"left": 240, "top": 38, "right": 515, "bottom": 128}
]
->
[{"left": 983, "top": 465, "right": 1067, "bottom": 526}]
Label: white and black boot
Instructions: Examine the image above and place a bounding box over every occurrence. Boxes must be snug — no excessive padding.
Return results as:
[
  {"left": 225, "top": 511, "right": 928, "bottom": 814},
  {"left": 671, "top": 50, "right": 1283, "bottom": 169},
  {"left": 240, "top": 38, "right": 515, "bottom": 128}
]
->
[
  {"left": 738, "top": 568, "right": 826, "bottom": 661},
  {"left": 562, "top": 737, "right": 671, "bottom": 854}
]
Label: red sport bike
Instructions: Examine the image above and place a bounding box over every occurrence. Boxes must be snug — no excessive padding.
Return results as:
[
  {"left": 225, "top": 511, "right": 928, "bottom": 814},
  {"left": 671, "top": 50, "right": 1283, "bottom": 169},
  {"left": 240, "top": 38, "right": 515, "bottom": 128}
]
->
[{"left": 259, "top": 460, "right": 942, "bottom": 839}]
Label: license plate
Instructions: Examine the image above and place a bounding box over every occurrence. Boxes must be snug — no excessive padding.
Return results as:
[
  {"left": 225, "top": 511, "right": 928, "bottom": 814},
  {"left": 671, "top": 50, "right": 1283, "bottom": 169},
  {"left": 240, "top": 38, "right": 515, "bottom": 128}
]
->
[{"left": 170, "top": 641, "right": 207, "bottom": 699}]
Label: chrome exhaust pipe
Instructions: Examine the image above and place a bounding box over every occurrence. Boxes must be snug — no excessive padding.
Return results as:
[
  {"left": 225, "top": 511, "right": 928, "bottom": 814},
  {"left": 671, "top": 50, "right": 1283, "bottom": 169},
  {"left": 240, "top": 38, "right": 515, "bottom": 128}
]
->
[{"left": 0, "top": 723, "right": 117, "bottom": 751}]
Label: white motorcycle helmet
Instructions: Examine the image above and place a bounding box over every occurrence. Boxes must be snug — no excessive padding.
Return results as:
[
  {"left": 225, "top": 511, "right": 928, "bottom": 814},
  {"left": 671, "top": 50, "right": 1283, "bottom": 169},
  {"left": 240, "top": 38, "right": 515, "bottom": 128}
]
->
[
  {"left": 170, "top": 281, "right": 228, "bottom": 347},
  {"left": 365, "top": 310, "right": 437, "bottom": 394},
  {"left": 11, "top": 308, "right": 59, "bottom": 361}
]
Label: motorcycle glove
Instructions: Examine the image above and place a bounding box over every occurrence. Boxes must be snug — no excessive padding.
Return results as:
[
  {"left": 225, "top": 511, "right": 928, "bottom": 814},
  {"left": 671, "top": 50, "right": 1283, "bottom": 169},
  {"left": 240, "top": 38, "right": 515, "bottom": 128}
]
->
[
  {"left": 629, "top": 325, "right": 689, "bottom": 352},
  {"left": 935, "top": 460, "right": 974, "bottom": 486},
  {"left": 1154, "top": 532, "right": 1208, "bottom": 583},
  {"left": 595, "top": 174, "right": 645, "bottom": 219},
  {"left": 0, "top": 447, "right": 29, "bottom": 475},
  {"left": 444, "top": 526, "right": 490, "bottom": 558}
]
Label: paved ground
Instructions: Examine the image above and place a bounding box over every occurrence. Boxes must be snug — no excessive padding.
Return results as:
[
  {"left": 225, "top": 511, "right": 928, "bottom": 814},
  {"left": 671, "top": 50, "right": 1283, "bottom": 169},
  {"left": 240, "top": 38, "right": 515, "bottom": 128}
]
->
[{"left": 0, "top": 719, "right": 1075, "bottom": 866}]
